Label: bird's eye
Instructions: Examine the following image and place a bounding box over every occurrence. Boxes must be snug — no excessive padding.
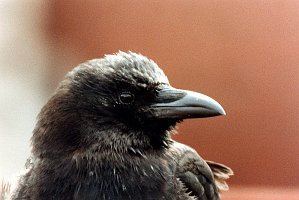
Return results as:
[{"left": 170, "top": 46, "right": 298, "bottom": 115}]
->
[{"left": 119, "top": 92, "right": 135, "bottom": 104}]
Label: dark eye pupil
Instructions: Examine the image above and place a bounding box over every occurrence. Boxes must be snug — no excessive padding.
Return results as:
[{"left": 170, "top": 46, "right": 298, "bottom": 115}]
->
[{"left": 119, "top": 92, "right": 134, "bottom": 104}]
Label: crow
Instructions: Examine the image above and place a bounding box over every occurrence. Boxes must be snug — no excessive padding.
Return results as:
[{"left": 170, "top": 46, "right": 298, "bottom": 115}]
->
[{"left": 12, "top": 51, "right": 233, "bottom": 200}]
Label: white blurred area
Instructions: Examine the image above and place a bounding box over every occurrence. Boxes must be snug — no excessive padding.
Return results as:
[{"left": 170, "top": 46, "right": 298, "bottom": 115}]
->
[{"left": 0, "top": 1, "right": 50, "bottom": 180}]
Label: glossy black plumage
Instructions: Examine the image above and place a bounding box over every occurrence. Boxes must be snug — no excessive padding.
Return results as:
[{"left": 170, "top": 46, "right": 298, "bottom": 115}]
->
[{"left": 12, "top": 52, "right": 232, "bottom": 200}]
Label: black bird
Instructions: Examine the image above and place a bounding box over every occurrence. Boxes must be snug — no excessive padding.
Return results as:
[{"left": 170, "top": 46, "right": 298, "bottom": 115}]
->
[{"left": 12, "top": 52, "right": 233, "bottom": 200}]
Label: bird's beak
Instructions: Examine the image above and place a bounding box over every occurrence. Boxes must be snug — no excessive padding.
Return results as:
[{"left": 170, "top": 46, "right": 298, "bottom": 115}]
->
[{"left": 147, "top": 86, "right": 225, "bottom": 119}]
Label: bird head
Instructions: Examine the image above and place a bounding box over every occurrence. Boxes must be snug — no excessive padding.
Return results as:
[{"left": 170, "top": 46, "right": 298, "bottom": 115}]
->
[{"left": 32, "top": 52, "right": 225, "bottom": 157}]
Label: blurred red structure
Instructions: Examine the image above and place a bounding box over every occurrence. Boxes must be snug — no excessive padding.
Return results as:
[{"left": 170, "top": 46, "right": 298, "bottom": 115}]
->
[
  {"left": 46, "top": 0, "right": 299, "bottom": 193},
  {"left": 222, "top": 186, "right": 299, "bottom": 200}
]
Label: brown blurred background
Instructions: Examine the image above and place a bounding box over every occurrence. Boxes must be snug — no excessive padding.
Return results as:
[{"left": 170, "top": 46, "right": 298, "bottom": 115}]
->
[{"left": 1, "top": 0, "right": 298, "bottom": 199}]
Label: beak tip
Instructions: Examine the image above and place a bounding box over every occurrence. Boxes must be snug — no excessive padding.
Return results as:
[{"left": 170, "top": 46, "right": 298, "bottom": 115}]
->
[
  {"left": 215, "top": 104, "right": 226, "bottom": 116},
  {"left": 220, "top": 109, "right": 226, "bottom": 116}
]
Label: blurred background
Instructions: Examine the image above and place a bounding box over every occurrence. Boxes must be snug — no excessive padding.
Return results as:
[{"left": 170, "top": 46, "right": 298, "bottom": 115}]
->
[{"left": 0, "top": 0, "right": 298, "bottom": 199}]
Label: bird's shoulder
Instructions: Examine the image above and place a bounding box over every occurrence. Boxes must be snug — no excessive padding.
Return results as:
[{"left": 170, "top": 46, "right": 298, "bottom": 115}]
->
[
  {"left": 168, "top": 141, "right": 232, "bottom": 200},
  {"left": 168, "top": 141, "right": 215, "bottom": 182}
]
